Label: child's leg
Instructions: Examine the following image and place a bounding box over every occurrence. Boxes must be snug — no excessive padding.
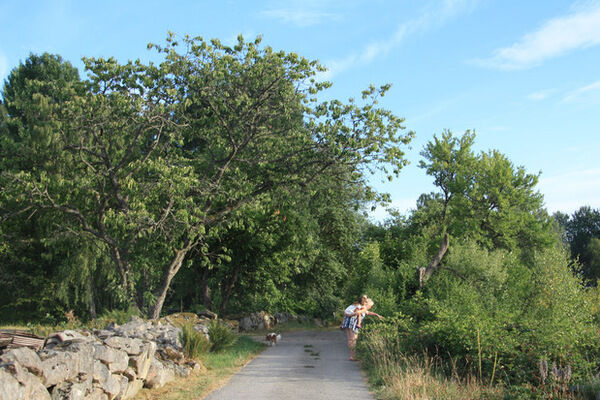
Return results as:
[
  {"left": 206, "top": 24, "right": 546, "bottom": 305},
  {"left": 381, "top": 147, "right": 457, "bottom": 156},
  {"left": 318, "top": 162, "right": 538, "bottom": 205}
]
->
[{"left": 356, "top": 313, "right": 363, "bottom": 328}]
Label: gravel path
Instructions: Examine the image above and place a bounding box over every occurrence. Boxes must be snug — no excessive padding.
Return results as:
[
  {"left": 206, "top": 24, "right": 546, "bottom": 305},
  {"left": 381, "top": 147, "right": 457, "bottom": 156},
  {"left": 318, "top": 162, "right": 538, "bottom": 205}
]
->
[{"left": 204, "top": 329, "right": 375, "bottom": 400}]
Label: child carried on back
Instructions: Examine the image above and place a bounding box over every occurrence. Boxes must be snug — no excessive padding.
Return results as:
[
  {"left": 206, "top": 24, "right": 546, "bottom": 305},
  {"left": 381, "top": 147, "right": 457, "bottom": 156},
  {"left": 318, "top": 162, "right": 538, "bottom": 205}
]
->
[{"left": 340, "top": 295, "right": 368, "bottom": 332}]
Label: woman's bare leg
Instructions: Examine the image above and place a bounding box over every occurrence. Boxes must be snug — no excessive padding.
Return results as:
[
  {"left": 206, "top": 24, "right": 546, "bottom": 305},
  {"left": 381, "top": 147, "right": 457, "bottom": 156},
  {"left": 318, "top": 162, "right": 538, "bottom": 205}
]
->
[{"left": 345, "top": 328, "right": 357, "bottom": 360}]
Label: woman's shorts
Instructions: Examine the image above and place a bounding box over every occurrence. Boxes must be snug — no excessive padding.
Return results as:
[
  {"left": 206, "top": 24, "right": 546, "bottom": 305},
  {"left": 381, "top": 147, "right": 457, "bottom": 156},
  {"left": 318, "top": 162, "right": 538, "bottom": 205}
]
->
[{"left": 341, "top": 315, "right": 359, "bottom": 333}]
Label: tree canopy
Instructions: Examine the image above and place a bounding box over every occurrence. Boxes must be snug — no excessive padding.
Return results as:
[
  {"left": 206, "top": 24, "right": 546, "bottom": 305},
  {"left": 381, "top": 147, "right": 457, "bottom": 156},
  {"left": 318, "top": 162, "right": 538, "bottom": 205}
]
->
[{"left": 0, "top": 35, "right": 413, "bottom": 319}]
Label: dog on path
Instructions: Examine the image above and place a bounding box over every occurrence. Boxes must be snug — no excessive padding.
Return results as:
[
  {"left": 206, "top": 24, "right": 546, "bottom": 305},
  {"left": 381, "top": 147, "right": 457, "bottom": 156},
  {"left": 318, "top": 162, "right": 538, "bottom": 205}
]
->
[{"left": 265, "top": 332, "right": 281, "bottom": 346}]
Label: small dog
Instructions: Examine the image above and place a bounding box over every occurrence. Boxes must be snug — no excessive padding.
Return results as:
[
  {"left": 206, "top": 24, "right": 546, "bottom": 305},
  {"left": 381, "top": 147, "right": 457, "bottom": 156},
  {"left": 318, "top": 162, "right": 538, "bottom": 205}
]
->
[{"left": 265, "top": 332, "right": 281, "bottom": 346}]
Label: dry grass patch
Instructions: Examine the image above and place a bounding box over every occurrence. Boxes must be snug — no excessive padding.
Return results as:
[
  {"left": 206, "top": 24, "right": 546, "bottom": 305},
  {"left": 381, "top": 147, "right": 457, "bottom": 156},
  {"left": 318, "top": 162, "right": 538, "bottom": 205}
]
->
[{"left": 134, "top": 335, "right": 264, "bottom": 400}]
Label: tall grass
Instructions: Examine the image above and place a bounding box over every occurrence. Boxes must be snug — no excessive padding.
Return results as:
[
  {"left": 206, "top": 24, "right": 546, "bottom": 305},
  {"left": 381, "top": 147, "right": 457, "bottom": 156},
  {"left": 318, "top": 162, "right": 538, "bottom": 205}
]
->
[
  {"left": 179, "top": 322, "right": 211, "bottom": 359},
  {"left": 358, "top": 331, "right": 504, "bottom": 400},
  {"left": 208, "top": 319, "right": 238, "bottom": 352}
]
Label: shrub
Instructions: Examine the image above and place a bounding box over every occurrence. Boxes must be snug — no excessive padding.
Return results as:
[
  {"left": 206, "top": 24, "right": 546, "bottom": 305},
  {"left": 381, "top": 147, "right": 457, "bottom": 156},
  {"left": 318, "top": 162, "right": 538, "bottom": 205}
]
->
[
  {"left": 209, "top": 319, "right": 238, "bottom": 352},
  {"left": 359, "top": 241, "right": 600, "bottom": 396},
  {"left": 180, "top": 322, "right": 210, "bottom": 359}
]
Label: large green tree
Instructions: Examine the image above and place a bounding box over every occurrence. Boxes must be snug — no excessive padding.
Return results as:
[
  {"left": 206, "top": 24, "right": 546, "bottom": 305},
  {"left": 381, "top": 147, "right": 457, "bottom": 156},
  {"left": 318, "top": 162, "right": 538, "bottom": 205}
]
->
[
  {"left": 0, "top": 53, "right": 110, "bottom": 321},
  {"left": 555, "top": 206, "right": 600, "bottom": 283},
  {"left": 416, "top": 130, "right": 553, "bottom": 283},
  {"left": 1, "top": 35, "right": 413, "bottom": 319}
]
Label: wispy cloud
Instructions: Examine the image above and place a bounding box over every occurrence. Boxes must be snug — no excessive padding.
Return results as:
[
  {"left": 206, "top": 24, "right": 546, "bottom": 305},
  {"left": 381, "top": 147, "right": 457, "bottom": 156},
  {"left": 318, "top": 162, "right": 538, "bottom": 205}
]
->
[
  {"left": 538, "top": 168, "right": 600, "bottom": 213},
  {"left": 528, "top": 89, "right": 555, "bottom": 101},
  {"left": 321, "top": 0, "right": 480, "bottom": 78},
  {"left": 260, "top": 0, "right": 340, "bottom": 27},
  {"left": 562, "top": 79, "right": 600, "bottom": 102},
  {"left": 473, "top": 2, "right": 600, "bottom": 70}
]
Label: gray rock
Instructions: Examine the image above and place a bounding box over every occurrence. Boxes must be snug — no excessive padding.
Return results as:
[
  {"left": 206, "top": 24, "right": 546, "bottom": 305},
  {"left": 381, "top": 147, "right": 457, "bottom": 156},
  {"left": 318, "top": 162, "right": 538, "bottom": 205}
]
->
[
  {"left": 51, "top": 381, "right": 88, "bottom": 400},
  {"left": 123, "top": 367, "right": 136, "bottom": 381},
  {"left": 114, "top": 374, "right": 129, "bottom": 399},
  {"left": 238, "top": 311, "right": 275, "bottom": 331},
  {"left": 120, "top": 378, "right": 144, "bottom": 400},
  {"left": 95, "top": 330, "right": 115, "bottom": 340},
  {"left": 197, "top": 310, "right": 217, "bottom": 319},
  {"left": 92, "top": 360, "right": 121, "bottom": 398},
  {"left": 129, "top": 342, "right": 156, "bottom": 380},
  {"left": 173, "top": 363, "right": 192, "bottom": 378},
  {"left": 104, "top": 337, "right": 143, "bottom": 356},
  {"left": 144, "top": 358, "right": 174, "bottom": 389},
  {"left": 86, "top": 388, "right": 109, "bottom": 400},
  {"left": 0, "top": 347, "right": 44, "bottom": 376},
  {"left": 158, "top": 346, "right": 184, "bottom": 364},
  {"left": 40, "top": 350, "right": 84, "bottom": 387},
  {"left": 10, "top": 361, "right": 51, "bottom": 400},
  {"left": 0, "top": 361, "right": 51, "bottom": 400},
  {"left": 0, "top": 368, "right": 26, "bottom": 400},
  {"left": 94, "top": 345, "right": 129, "bottom": 373}
]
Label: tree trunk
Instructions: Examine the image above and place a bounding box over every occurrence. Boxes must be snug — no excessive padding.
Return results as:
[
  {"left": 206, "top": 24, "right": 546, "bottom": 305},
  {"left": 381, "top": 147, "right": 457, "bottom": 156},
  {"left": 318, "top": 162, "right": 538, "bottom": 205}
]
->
[
  {"left": 88, "top": 278, "right": 97, "bottom": 320},
  {"left": 108, "top": 245, "right": 136, "bottom": 308},
  {"left": 149, "top": 248, "right": 189, "bottom": 319},
  {"left": 419, "top": 233, "right": 449, "bottom": 286},
  {"left": 201, "top": 267, "right": 212, "bottom": 309},
  {"left": 219, "top": 265, "right": 240, "bottom": 314}
]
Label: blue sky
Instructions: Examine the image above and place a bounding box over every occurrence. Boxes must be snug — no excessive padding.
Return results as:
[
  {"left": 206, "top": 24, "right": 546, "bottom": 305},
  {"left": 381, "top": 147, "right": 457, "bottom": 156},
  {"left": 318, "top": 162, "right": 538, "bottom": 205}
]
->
[{"left": 1, "top": 0, "right": 599, "bottom": 221}]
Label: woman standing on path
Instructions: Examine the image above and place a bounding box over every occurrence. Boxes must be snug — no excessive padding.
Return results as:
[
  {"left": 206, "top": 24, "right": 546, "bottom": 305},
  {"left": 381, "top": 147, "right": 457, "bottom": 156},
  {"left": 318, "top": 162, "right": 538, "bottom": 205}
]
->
[{"left": 341, "top": 295, "right": 383, "bottom": 361}]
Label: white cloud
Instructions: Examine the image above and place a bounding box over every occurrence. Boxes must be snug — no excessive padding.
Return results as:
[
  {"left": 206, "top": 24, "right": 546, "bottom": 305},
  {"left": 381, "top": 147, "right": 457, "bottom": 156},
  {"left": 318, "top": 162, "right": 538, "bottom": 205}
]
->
[
  {"left": 562, "top": 80, "right": 600, "bottom": 102},
  {"left": 261, "top": 9, "right": 337, "bottom": 27},
  {"left": 528, "top": 89, "right": 555, "bottom": 101},
  {"left": 474, "top": 2, "right": 600, "bottom": 70},
  {"left": 260, "top": 0, "right": 340, "bottom": 27},
  {"left": 321, "top": 0, "right": 480, "bottom": 78},
  {"left": 538, "top": 168, "right": 600, "bottom": 214}
]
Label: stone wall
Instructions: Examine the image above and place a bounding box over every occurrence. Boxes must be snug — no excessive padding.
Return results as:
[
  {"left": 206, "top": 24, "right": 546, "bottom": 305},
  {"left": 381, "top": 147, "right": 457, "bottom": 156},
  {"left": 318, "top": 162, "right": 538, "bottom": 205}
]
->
[
  {"left": 0, "top": 316, "right": 205, "bottom": 400},
  {"left": 0, "top": 311, "right": 320, "bottom": 399}
]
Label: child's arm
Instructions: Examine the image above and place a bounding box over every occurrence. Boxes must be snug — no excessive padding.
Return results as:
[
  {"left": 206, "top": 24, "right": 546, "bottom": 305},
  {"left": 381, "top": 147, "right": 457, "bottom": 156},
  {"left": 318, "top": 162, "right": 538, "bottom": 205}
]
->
[{"left": 365, "top": 311, "right": 383, "bottom": 320}]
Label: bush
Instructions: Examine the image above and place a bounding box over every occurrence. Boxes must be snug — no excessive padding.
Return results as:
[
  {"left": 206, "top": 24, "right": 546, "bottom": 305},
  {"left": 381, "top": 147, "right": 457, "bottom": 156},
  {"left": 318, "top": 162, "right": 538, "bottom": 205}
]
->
[
  {"left": 180, "top": 322, "right": 211, "bottom": 359},
  {"left": 209, "top": 319, "right": 238, "bottom": 352},
  {"left": 358, "top": 242, "right": 600, "bottom": 395}
]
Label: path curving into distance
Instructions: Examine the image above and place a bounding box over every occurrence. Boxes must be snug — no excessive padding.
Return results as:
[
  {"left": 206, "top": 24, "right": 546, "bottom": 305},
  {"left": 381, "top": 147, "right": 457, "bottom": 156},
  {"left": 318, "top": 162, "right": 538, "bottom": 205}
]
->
[{"left": 204, "top": 330, "right": 375, "bottom": 400}]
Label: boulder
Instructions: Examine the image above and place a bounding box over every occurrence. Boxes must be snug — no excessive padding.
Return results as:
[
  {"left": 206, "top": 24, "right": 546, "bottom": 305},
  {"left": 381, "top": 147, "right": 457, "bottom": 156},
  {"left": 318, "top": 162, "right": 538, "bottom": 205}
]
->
[
  {"left": 144, "top": 358, "right": 175, "bottom": 389},
  {"left": 51, "top": 380, "right": 88, "bottom": 400},
  {"left": 1, "top": 361, "right": 51, "bottom": 400},
  {"left": 0, "top": 368, "right": 26, "bottom": 400},
  {"left": 123, "top": 367, "right": 136, "bottom": 381},
  {"left": 238, "top": 311, "right": 275, "bottom": 331},
  {"left": 120, "top": 378, "right": 144, "bottom": 399},
  {"left": 92, "top": 360, "right": 121, "bottom": 398},
  {"left": 93, "top": 345, "right": 129, "bottom": 373},
  {"left": 114, "top": 374, "right": 129, "bottom": 399},
  {"left": 196, "top": 310, "right": 217, "bottom": 320},
  {"left": 0, "top": 346, "right": 44, "bottom": 376},
  {"left": 104, "top": 337, "right": 143, "bottom": 356},
  {"left": 158, "top": 346, "right": 184, "bottom": 364},
  {"left": 86, "top": 388, "right": 109, "bottom": 400},
  {"left": 238, "top": 316, "right": 253, "bottom": 332},
  {"left": 95, "top": 330, "right": 115, "bottom": 340},
  {"left": 129, "top": 341, "right": 156, "bottom": 380},
  {"left": 40, "top": 345, "right": 93, "bottom": 387}
]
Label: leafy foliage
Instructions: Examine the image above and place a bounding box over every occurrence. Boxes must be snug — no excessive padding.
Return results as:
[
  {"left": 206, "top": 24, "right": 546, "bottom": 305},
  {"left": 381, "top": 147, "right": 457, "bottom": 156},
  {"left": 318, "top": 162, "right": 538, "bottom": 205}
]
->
[
  {"left": 0, "top": 35, "right": 412, "bottom": 319},
  {"left": 208, "top": 320, "right": 238, "bottom": 353}
]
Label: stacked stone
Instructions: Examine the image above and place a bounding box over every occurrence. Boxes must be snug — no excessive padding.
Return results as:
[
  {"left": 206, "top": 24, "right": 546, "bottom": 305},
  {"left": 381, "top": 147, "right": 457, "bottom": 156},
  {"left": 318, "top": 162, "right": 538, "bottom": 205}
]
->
[{"left": 0, "top": 317, "right": 205, "bottom": 400}]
